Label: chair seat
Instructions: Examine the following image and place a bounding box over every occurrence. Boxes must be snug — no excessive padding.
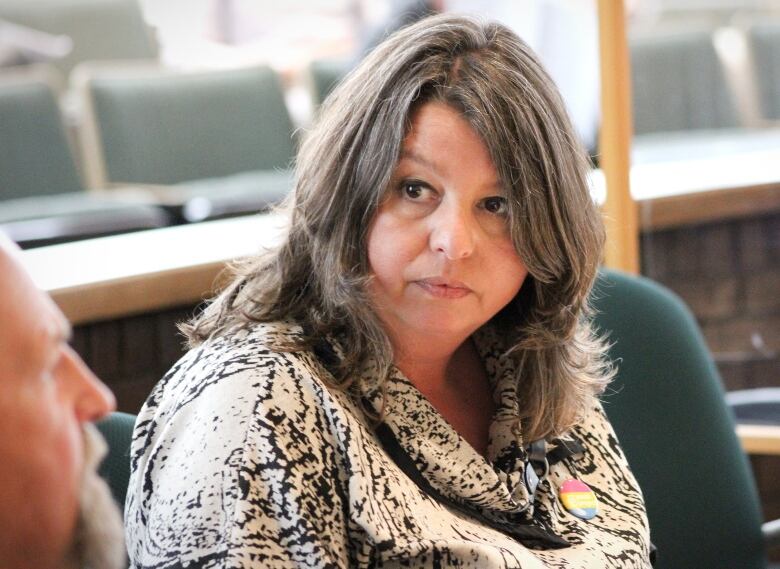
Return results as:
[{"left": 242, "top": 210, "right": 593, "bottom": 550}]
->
[
  {"left": 128, "top": 168, "right": 294, "bottom": 223},
  {"left": 0, "top": 190, "right": 170, "bottom": 248},
  {"left": 173, "top": 168, "right": 293, "bottom": 221},
  {"left": 0, "top": 188, "right": 160, "bottom": 222}
]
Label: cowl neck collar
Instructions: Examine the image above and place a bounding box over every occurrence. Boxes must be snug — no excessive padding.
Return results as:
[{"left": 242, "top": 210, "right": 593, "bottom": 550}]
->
[{"left": 357, "top": 323, "right": 536, "bottom": 517}]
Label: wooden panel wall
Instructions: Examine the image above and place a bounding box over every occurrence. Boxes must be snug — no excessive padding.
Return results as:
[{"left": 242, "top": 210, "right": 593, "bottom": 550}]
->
[
  {"left": 642, "top": 211, "right": 780, "bottom": 392},
  {"left": 71, "top": 304, "right": 196, "bottom": 413}
]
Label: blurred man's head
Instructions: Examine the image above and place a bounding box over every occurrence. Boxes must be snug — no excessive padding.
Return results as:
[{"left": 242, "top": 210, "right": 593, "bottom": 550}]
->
[{"left": 0, "top": 236, "right": 125, "bottom": 569}]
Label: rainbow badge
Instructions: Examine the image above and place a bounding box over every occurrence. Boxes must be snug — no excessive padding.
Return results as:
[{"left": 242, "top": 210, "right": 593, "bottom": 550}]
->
[{"left": 559, "top": 479, "right": 598, "bottom": 520}]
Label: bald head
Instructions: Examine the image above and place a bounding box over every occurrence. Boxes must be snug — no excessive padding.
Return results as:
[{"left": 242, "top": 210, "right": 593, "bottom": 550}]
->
[
  {"left": 0, "top": 234, "right": 122, "bottom": 569},
  {"left": 0, "top": 236, "right": 71, "bottom": 379}
]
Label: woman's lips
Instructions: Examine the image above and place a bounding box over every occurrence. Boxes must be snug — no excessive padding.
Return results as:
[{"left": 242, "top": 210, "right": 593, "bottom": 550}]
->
[{"left": 413, "top": 277, "right": 472, "bottom": 299}]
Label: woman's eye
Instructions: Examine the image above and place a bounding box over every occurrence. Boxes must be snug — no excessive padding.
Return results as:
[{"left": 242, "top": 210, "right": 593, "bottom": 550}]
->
[
  {"left": 402, "top": 182, "right": 428, "bottom": 200},
  {"left": 483, "top": 196, "right": 508, "bottom": 215}
]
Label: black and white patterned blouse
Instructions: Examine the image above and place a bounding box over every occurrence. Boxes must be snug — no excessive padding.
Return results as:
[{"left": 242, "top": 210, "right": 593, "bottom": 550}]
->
[{"left": 126, "top": 321, "right": 652, "bottom": 568}]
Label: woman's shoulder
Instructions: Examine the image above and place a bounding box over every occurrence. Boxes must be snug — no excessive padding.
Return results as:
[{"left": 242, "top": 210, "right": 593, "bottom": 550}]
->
[
  {"left": 126, "top": 321, "right": 363, "bottom": 567},
  {"left": 141, "top": 320, "right": 341, "bottom": 421},
  {"left": 197, "top": 318, "right": 306, "bottom": 362},
  {"left": 174, "top": 319, "right": 304, "bottom": 376},
  {"left": 130, "top": 320, "right": 363, "bottom": 484}
]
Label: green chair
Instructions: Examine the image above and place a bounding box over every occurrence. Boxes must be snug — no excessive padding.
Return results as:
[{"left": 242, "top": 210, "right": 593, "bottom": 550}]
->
[
  {"left": 80, "top": 65, "right": 295, "bottom": 187},
  {"left": 0, "top": 75, "right": 83, "bottom": 201},
  {"left": 630, "top": 28, "right": 740, "bottom": 135},
  {"left": 95, "top": 411, "right": 136, "bottom": 513},
  {"left": 0, "top": 73, "right": 169, "bottom": 247},
  {"left": 77, "top": 65, "right": 295, "bottom": 221},
  {"left": 592, "top": 269, "right": 779, "bottom": 568}
]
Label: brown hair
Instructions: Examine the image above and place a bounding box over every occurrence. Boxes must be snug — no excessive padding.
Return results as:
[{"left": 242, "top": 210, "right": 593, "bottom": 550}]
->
[{"left": 184, "top": 14, "right": 612, "bottom": 441}]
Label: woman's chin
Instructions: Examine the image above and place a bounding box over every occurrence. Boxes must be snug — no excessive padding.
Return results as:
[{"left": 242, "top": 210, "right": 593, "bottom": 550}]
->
[{"left": 405, "top": 313, "right": 480, "bottom": 342}]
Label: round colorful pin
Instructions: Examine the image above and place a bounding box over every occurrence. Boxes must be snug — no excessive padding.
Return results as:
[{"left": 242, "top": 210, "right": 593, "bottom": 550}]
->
[{"left": 559, "top": 479, "right": 598, "bottom": 520}]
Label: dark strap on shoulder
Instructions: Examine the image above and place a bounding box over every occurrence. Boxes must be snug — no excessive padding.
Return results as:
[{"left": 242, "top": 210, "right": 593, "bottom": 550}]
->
[
  {"left": 374, "top": 421, "right": 570, "bottom": 550},
  {"left": 546, "top": 438, "right": 584, "bottom": 467}
]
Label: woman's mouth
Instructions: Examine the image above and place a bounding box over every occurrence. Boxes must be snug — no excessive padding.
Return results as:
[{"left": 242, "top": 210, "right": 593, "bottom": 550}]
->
[{"left": 413, "top": 277, "right": 472, "bottom": 299}]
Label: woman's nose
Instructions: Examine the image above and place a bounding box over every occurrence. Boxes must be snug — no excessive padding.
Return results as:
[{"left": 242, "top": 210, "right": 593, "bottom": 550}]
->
[
  {"left": 428, "top": 203, "right": 475, "bottom": 260},
  {"left": 62, "top": 346, "right": 116, "bottom": 423}
]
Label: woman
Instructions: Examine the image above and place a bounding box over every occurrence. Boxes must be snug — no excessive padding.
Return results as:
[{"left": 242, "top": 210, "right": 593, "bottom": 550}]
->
[{"left": 126, "top": 14, "right": 652, "bottom": 568}]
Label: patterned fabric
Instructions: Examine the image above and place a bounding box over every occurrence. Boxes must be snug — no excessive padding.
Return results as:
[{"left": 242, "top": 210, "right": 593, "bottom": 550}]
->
[{"left": 126, "top": 321, "right": 652, "bottom": 568}]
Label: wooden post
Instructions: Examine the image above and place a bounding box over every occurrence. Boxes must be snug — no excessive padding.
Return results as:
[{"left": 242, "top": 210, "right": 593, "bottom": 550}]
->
[{"left": 598, "top": 0, "right": 639, "bottom": 273}]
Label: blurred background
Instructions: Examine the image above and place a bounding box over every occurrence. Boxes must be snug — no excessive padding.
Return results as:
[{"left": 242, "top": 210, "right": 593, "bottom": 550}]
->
[{"left": 1, "top": 0, "right": 778, "bottom": 560}]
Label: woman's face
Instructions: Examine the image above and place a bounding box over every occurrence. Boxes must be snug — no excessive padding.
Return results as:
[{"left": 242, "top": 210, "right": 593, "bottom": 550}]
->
[{"left": 367, "top": 102, "right": 528, "bottom": 349}]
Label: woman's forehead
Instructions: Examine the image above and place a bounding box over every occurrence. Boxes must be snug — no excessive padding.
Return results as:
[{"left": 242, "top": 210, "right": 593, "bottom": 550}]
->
[{"left": 399, "top": 102, "right": 501, "bottom": 174}]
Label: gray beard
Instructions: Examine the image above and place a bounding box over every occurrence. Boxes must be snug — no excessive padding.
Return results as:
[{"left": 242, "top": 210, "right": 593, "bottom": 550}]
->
[{"left": 64, "top": 423, "right": 126, "bottom": 569}]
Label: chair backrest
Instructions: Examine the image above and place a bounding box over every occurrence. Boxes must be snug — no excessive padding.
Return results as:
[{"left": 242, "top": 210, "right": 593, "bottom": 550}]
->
[
  {"left": 95, "top": 411, "right": 136, "bottom": 513},
  {"left": 0, "top": 73, "right": 84, "bottom": 201},
  {"left": 591, "top": 269, "right": 766, "bottom": 569},
  {"left": 79, "top": 65, "right": 296, "bottom": 187},
  {"left": 746, "top": 21, "right": 780, "bottom": 121},
  {"left": 631, "top": 28, "right": 740, "bottom": 135},
  {"left": 0, "top": 0, "right": 157, "bottom": 76}
]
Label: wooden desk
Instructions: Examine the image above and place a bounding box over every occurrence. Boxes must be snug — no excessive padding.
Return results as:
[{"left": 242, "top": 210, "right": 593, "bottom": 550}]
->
[
  {"left": 588, "top": 141, "right": 780, "bottom": 231},
  {"left": 22, "top": 213, "right": 286, "bottom": 325},
  {"left": 737, "top": 424, "right": 780, "bottom": 456},
  {"left": 631, "top": 147, "right": 780, "bottom": 230}
]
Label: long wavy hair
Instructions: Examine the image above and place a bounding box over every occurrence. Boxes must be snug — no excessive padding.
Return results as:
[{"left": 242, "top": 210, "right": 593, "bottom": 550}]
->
[{"left": 184, "top": 14, "right": 612, "bottom": 441}]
